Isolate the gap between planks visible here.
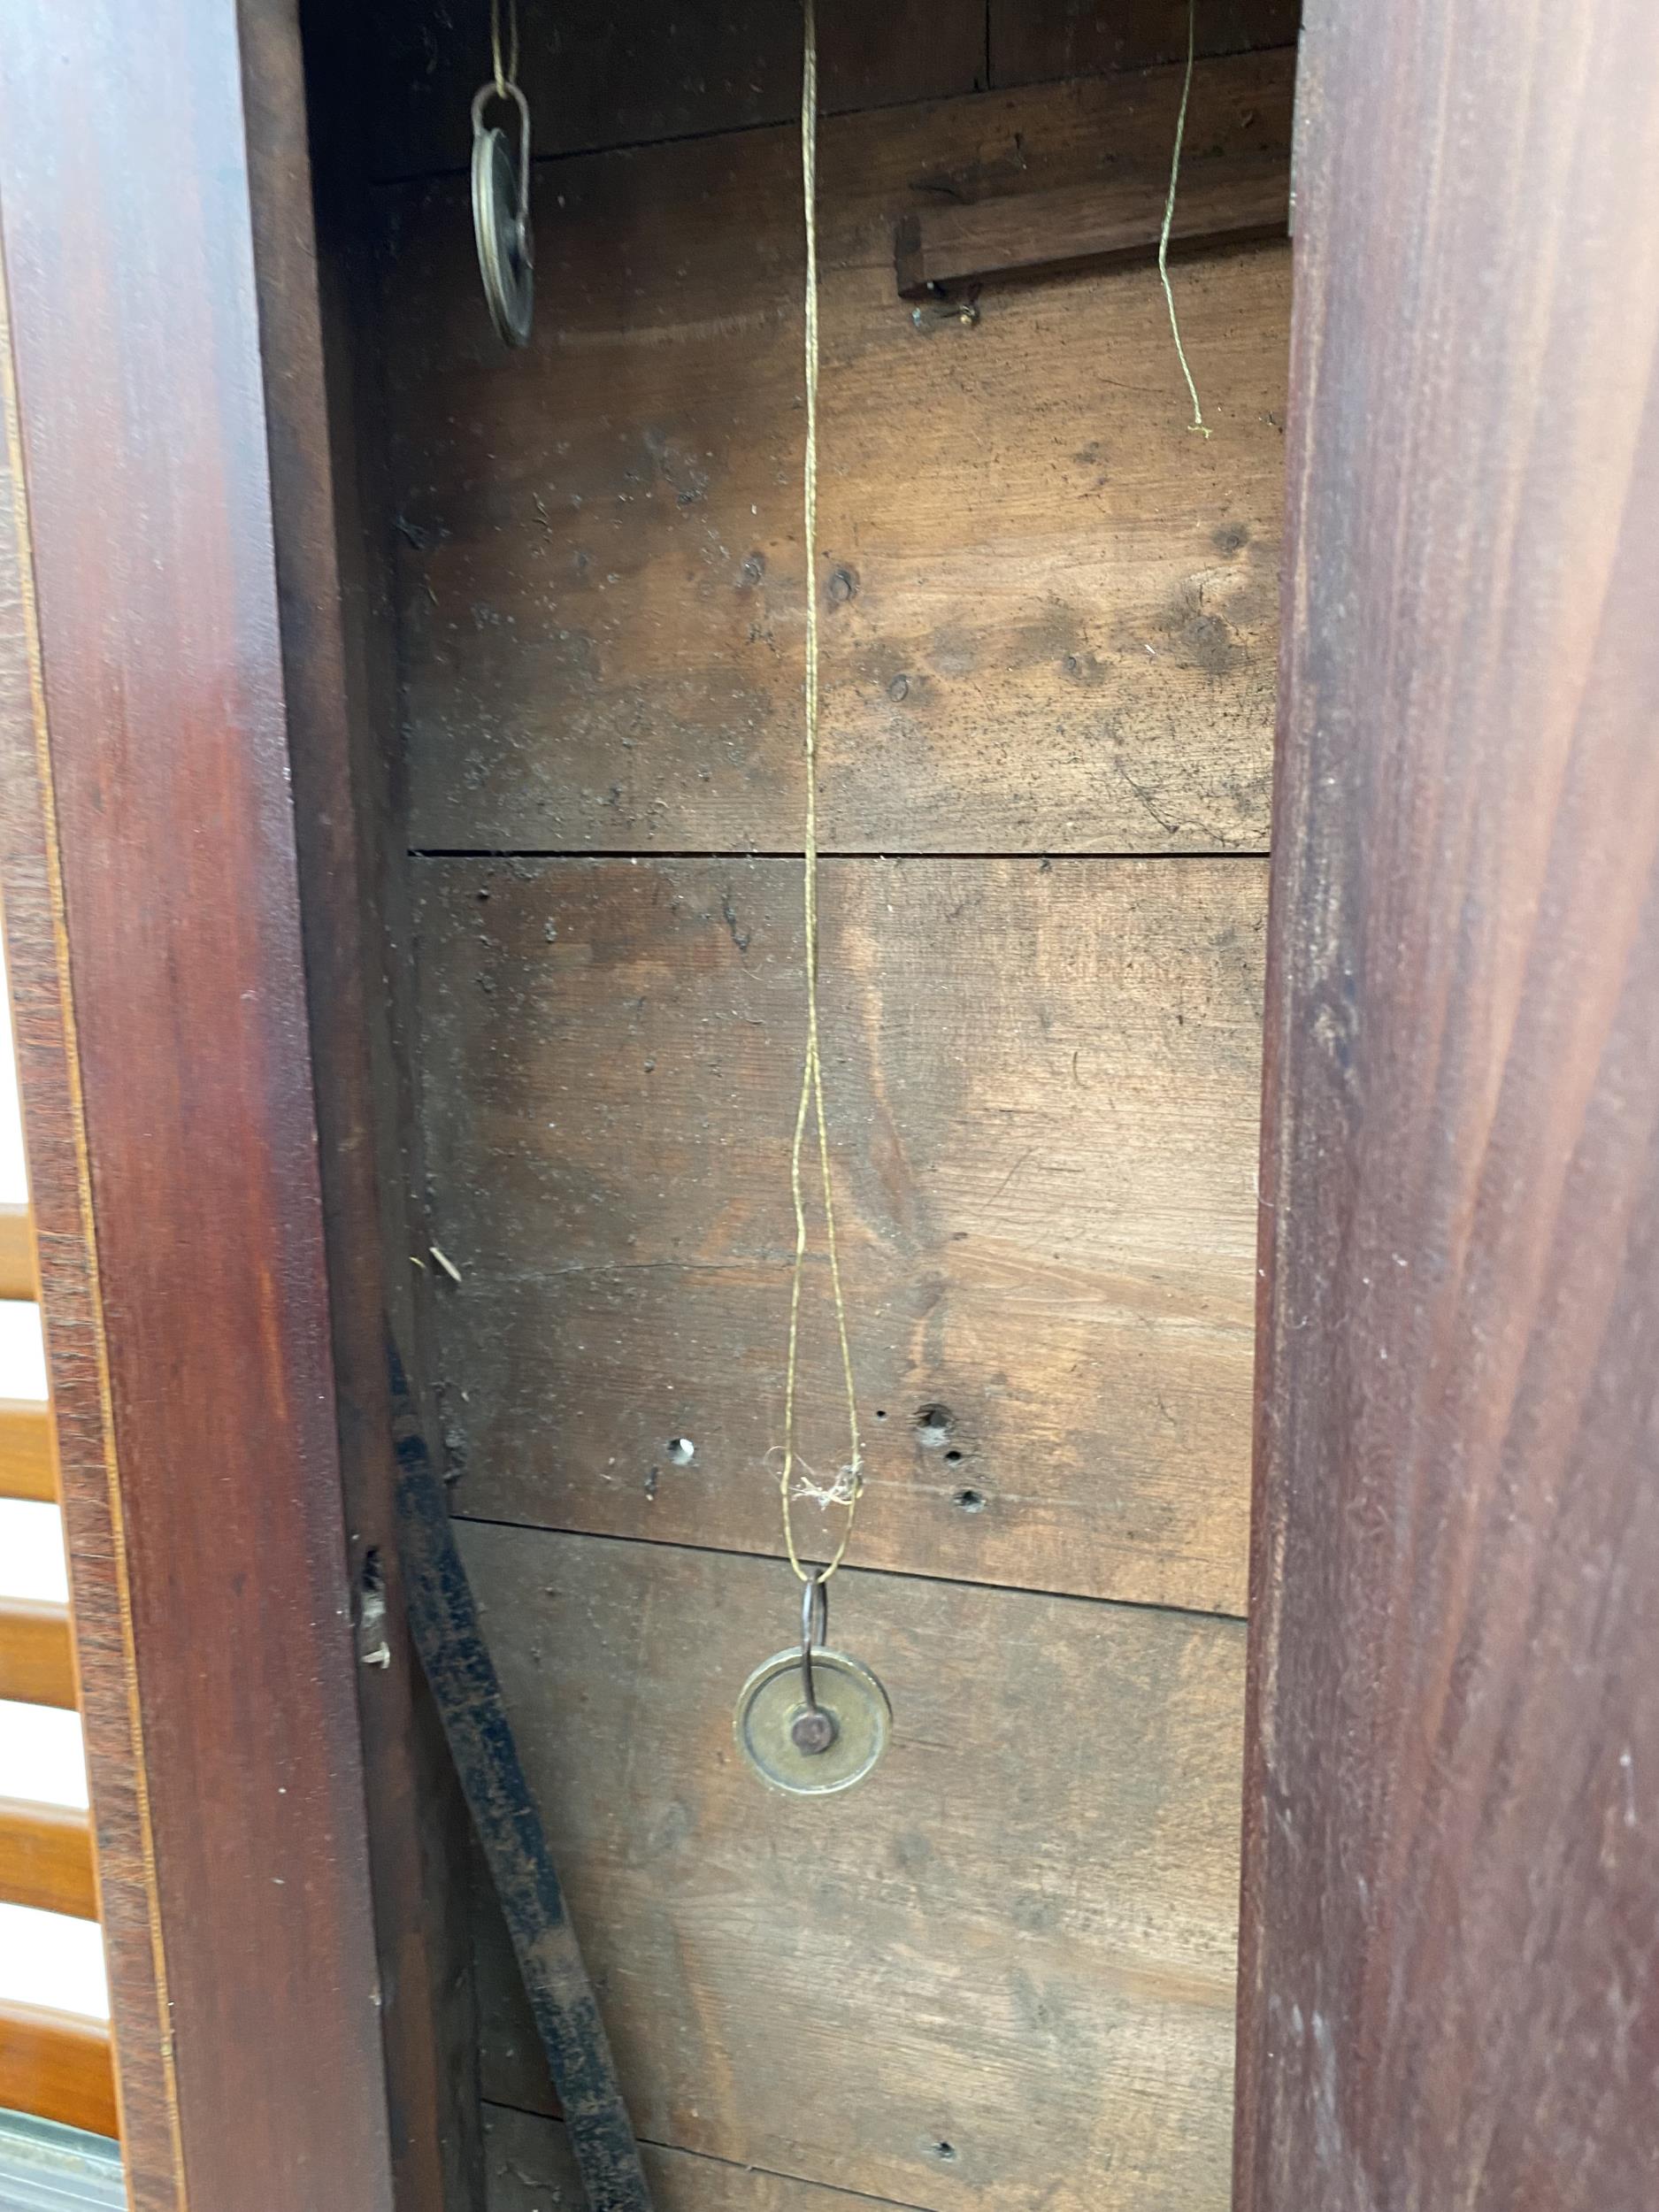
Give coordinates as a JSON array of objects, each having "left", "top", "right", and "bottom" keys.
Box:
[
  {"left": 450, "top": 1509, "right": 1249, "bottom": 1627},
  {"left": 408, "top": 848, "right": 1272, "bottom": 863}
]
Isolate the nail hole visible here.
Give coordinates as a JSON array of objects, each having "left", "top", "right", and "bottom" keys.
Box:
[
  {"left": 944, "top": 1448, "right": 963, "bottom": 1463},
  {"left": 875, "top": 1409, "right": 887, "bottom": 1420},
  {"left": 915, "top": 1404, "right": 953, "bottom": 1448},
  {"left": 666, "top": 1437, "right": 695, "bottom": 1465},
  {"left": 955, "top": 1489, "right": 986, "bottom": 1514},
  {"left": 933, "top": 2141, "right": 956, "bottom": 2162}
]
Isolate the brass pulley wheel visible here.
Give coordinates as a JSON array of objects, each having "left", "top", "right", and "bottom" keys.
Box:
[
  {"left": 472, "top": 81, "right": 534, "bottom": 347},
  {"left": 734, "top": 1647, "right": 892, "bottom": 1796},
  {"left": 734, "top": 1577, "right": 891, "bottom": 1797}
]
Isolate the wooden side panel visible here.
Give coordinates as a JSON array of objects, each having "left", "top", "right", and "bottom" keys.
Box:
[
  {"left": 0, "top": 4, "right": 397, "bottom": 2204},
  {"left": 419, "top": 856, "right": 1263, "bottom": 1614},
  {"left": 1239, "top": 4, "right": 1659, "bottom": 2208},
  {"left": 366, "top": 0, "right": 988, "bottom": 180},
  {"left": 0, "top": 304, "right": 180, "bottom": 2198},
  {"left": 384, "top": 58, "right": 1292, "bottom": 856},
  {"left": 991, "top": 0, "right": 1299, "bottom": 87},
  {"left": 465, "top": 1526, "right": 1244, "bottom": 2212}
]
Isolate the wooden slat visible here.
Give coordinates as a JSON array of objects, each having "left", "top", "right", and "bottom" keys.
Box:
[
  {"left": 0, "top": 1794, "right": 96, "bottom": 1918},
  {"left": 1238, "top": 5, "right": 1659, "bottom": 2208},
  {"left": 469, "top": 1525, "right": 1244, "bottom": 2212},
  {"left": 0, "top": 1596, "right": 75, "bottom": 1709},
  {"left": 0, "top": 1398, "right": 54, "bottom": 1502},
  {"left": 895, "top": 151, "right": 1290, "bottom": 296},
  {"left": 0, "top": 2000, "right": 117, "bottom": 2140},
  {"left": 0, "top": 1203, "right": 35, "bottom": 1300},
  {"left": 386, "top": 52, "right": 1292, "bottom": 857},
  {"left": 418, "top": 856, "right": 1263, "bottom": 1617}
]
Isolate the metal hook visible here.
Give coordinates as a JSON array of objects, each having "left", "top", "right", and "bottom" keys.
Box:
[{"left": 791, "top": 1572, "right": 837, "bottom": 1755}]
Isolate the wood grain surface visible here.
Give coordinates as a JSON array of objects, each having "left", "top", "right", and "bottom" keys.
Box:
[
  {"left": 418, "top": 856, "right": 1263, "bottom": 1613},
  {"left": 1239, "top": 4, "right": 1659, "bottom": 2208},
  {"left": 0, "top": 1597, "right": 75, "bottom": 1709},
  {"left": 0, "top": 1205, "right": 35, "bottom": 1299},
  {"left": 0, "top": 1795, "right": 97, "bottom": 1919},
  {"left": 483, "top": 2102, "right": 941, "bottom": 2212},
  {"left": 384, "top": 57, "right": 1291, "bottom": 856},
  {"left": 465, "top": 1525, "right": 1244, "bottom": 2212},
  {"left": 0, "top": 271, "right": 180, "bottom": 2206},
  {"left": 0, "top": 2002, "right": 118, "bottom": 2143},
  {"left": 0, "top": 4, "right": 399, "bottom": 2204},
  {"left": 0, "top": 1399, "right": 53, "bottom": 1502}
]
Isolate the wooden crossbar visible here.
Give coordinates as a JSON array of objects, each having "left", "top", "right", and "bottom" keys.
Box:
[
  {"left": 0, "top": 1596, "right": 76, "bottom": 1709},
  {"left": 0, "top": 1398, "right": 54, "bottom": 1502},
  {"left": 0, "top": 1204, "right": 35, "bottom": 1302},
  {"left": 0, "top": 2000, "right": 117, "bottom": 2139},
  {"left": 0, "top": 1795, "right": 96, "bottom": 1918}
]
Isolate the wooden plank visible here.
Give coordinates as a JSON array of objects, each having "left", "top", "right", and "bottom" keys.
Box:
[
  {"left": 466, "top": 1525, "right": 1244, "bottom": 2212},
  {"left": 419, "top": 856, "right": 1263, "bottom": 1616},
  {"left": 895, "top": 153, "right": 1290, "bottom": 296},
  {"left": 0, "top": 1597, "right": 74, "bottom": 1709},
  {"left": 483, "top": 2101, "right": 931, "bottom": 2211},
  {"left": 0, "top": 1203, "right": 35, "bottom": 1299},
  {"left": 990, "top": 0, "right": 1299, "bottom": 86},
  {"left": 365, "top": 0, "right": 988, "bottom": 181},
  {"left": 0, "top": 1398, "right": 53, "bottom": 1502},
  {"left": 1238, "top": 5, "right": 1659, "bottom": 2209},
  {"left": 0, "top": 2001, "right": 118, "bottom": 2142},
  {"left": 0, "top": 4, "right": 401, "bottom": 2206},
  {"left": 385, "top": 54, "right": 1293, "bottom": 856},
  {"left": 0, "top": 1795, "right": 96, "bottom": 1918}
]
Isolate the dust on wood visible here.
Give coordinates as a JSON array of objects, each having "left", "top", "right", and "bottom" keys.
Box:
[
  {"left": 465, "top": 1527, "right": 1244, "bottom": 2212},
  {"left": 380, "top": 55, "right": 1292, "bottom": 856},
  {"left": 416, "top": 856, "right": 1264, "bottom": 1616}
]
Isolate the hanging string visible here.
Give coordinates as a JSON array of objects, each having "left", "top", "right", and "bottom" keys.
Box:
[
  {"left": 1158, "top": 0, "right": 1211, "bottom": 438},
  {"left": 777, "top": 0, "right": 864, "bottom": 1586},
  {"left": 490, "top": 0, "right": 520, "bottom": 95}
]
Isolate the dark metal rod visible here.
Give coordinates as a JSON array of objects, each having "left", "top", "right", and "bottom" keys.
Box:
[{"left": 387, "top": 1340, "right": 654, "bottom": 2212}]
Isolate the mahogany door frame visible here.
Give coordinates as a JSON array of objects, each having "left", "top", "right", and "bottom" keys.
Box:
[
  {"left": 0, "top": 4, "right": 465, "bottom": 2208},
  {"left": 1239, "top": 3, "right": 1659, "bottom": 2205}
]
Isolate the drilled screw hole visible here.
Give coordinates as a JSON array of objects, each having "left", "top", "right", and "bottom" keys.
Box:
[
  {"left": 944, "top": 1448, "right": 963, "bottom": 1463},
  {"left": 955, "top": 1489, "right": 986, "bottom": 1514},
  {"left": 666, "top": 1437, "right": 695, "bottom": 1465},
  {"left": 933, "top": 2142, "right": 957, "bottom": 2162},
  {"left": 915, "top": 1404, "right": 953, "bottom": 1448}
]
